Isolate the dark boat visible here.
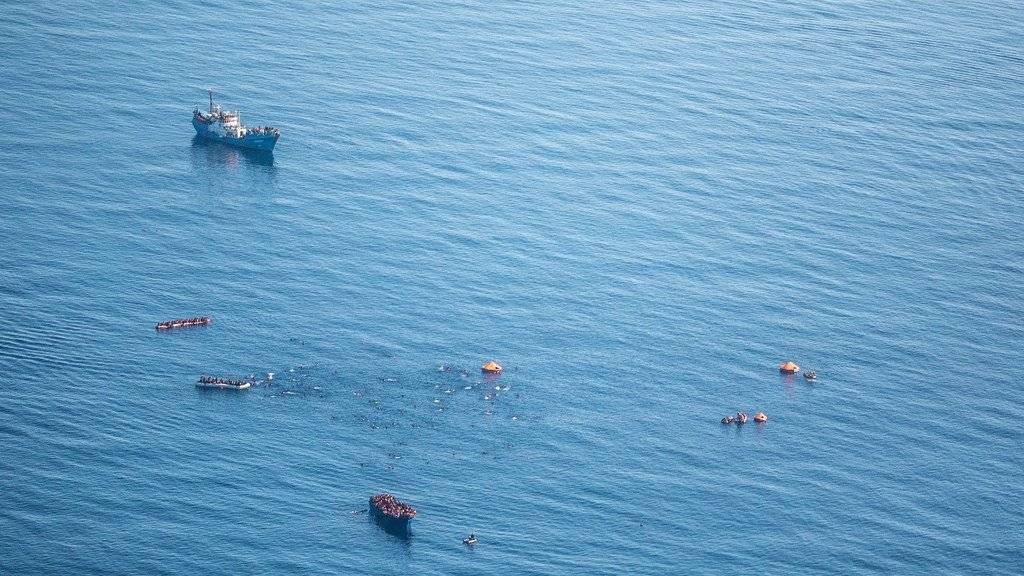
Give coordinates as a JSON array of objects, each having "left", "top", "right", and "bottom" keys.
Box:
[
  {"left": 369, "top": 493, "right": 416, "bottom": 534},
  {"left": 196, "top": 375, "right": 251, "bottom": 390},
  {"left": 156, "top": 316, "right": 211, "bottom": 330}
]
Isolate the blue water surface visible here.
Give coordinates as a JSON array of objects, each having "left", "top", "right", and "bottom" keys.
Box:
[{"left": 1, "top": 1, "right": 1022, "bottom": 574}]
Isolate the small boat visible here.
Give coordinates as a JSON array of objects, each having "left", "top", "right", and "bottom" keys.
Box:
[
  {"left": 463, "top": 535, "right": 477, "bottom": 546},
  {"left": 196, "top": 375, "right": 251, "bottom": 390},
  {"left": 753, "top": 411, "right": 767, "bottom": 423},
  {"left": 779, "top": 361, "right": 800, "bottom": 374},
  {"left": 156, "top": 316, "right": 211, "bottom": 330},
  {"left": 481, "top": 360, "right": 502, "bottom": 374},
  {"left": 803, "top": 370, "right": 817, "bottom": 380},
  {"left": 369, "top": 493, "right": 416, "bottom": 534}
]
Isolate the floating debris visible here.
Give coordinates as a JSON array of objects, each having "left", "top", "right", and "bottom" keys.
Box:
[
  {"left": 803, "top": 370, "right": 817, "bottom": 380},
  {"left": 779, "top": 361, "right": 800, "bottom": 374},
  {"left": 481, "top": 360, "right": 502, "bottom": 374},
  {"left": 753, "top": 411, "right": 767, "bottom": 423},
  {"left": 155, "top": 316, "right": 211, "bottom": 330},
  {"left": 463, "top": 533, "right": 477, "bottom": 546},
  {"left": 721, "top": 415, "right": 734, "bottom": 424},
  {"left": 735, "top": 412, "right": 749, "bottom": 424}
]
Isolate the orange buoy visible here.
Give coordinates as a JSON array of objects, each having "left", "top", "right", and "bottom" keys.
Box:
[
  {"left": 779, "top": 361, "right": 799, "bottom": 374},
  {"left": 753, "top": 411, "right": 767, "bottom": 423},
  {"left": 481, "top": 360, "right": 502, "bottom": 374}
]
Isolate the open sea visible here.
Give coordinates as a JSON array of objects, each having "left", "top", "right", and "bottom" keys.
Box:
[{"left": 1, "top": 1, "right": 1022, "bottom": 574}]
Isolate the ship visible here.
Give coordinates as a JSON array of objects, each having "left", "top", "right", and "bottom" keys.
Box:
[
  {"left": 192, "top": 90, "right": 280, "bottom": 151},
  {"left": 369, "top": 493, "right": 416, "bottom": 534}
]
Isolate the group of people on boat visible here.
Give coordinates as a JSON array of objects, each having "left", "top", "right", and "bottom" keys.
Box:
[
  {"left": 370, "top": 493, "right": 417, "bottom": 518},
  {"left": 155, "top": 316, "right": 210, "bottom": 330},
  {"left": 246, "top": 125, "right": 279, "bottom": 136},
  {"left": 197, "top": 375, "right": 248, "bottom": 387},
  {"left": 721, "top": 411, "right": 767, "bottom": 424}
]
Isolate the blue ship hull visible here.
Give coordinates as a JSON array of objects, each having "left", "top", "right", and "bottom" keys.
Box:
[
  {"left": 369, "top": 503, "right": 412, "bottom": 535},
  {"left": 192, "top": 119, "right": 279, "bottom": 151}
]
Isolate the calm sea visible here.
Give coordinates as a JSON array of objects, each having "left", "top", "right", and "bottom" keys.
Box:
[{"left": 1, "top": 1, "right": 1022, "bottom": 574}]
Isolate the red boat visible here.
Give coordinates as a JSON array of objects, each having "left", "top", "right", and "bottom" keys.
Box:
[
  {"left": 155, "top": 316, "right": 211, "bottom": 330},
  {"left": 369, "top": 493, "right": 416, "bottom": 533}
]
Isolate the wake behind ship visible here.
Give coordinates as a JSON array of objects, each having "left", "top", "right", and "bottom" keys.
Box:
[{"left": 192, "top": 90, "right": 279, "bottom": 151}]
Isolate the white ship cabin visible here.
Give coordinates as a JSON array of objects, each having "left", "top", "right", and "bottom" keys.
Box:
[
  {"left": 219, "top": 111, "right": 246, "bottom": 137},
  {"left": 205, "top": 101, "right": 247, "bottom": 138}
]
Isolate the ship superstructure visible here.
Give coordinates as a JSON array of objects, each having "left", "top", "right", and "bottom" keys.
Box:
[{"left": 192, "top": 90, "right": 279, "bottom": 151}]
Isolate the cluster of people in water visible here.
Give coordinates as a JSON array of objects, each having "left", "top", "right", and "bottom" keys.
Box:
[
  {"left": 155, "top": 316, "right": 210, "bottom": 330},
  {"left": 721, "top": 411, "right": 767, "bottom": 425},
  {"left": 719, "top": 361, "right": 818, "bottom": 426},
  {"left": 197, "top": 375, "right": 249, "bottom": 387},
  {"left": 370, "top": 493, "right": 417, "bottom": 519}
]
